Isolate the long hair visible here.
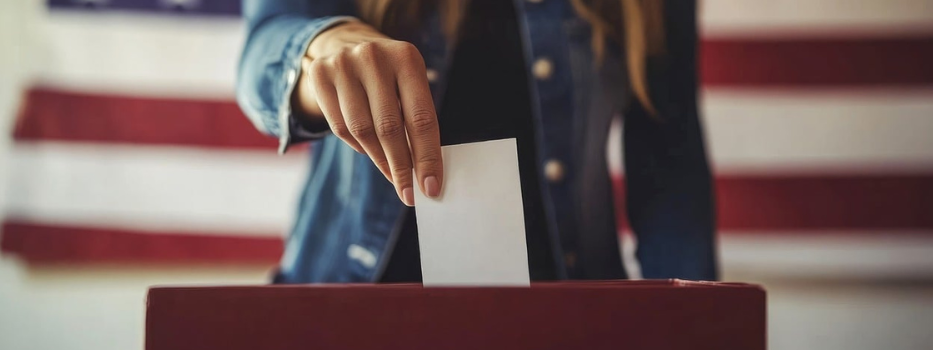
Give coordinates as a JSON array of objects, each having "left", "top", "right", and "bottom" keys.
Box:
[{"left": 355, "top": 0, "right": 666, "bottom": 114}]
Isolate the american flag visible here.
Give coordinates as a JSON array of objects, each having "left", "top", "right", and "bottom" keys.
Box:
[{"left": 2, "top": 0, "right": 932, "bottom": 280}]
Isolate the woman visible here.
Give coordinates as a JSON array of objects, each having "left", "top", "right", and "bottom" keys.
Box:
[{"left": 237, "top": 0, "right": 717, "bottom": 283}]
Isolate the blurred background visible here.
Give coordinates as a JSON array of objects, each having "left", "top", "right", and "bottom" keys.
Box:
[{"left": 1, "top": 0, "right": 932, "bottom": 349}]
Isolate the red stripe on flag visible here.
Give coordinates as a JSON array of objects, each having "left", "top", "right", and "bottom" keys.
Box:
[
  {"left": 701, "top": 37, "right": 933, "bottom": 86},
  {"left": 13, "top": 88, "right": 277, "bottom": 149},
  {"left": 716, "top": 175, "right": 933, "bottom": 230},
  {"left": 613, "top": 175, "right": 933, "bottom": 231},
  {"left": 0, "top": 221, "right": 283, "bottom": 264}
]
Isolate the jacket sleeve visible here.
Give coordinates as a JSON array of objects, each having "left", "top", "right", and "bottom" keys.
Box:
[
  {"left": 236, "top": 0, "right": 358, "bottom": 154},
  {"left": 623, "top": 0, "right": 718, "bottom": 280}
]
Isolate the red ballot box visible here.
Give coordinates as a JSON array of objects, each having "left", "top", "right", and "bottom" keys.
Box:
[{"left": 146, "top": 280, "right": 765, "bottom": 350}]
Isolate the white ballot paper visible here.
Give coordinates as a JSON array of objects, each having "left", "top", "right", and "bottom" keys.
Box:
[{"left": 413, "top": 138, "right": 530, "bottom": 286}]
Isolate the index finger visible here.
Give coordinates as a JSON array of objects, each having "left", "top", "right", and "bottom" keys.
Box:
[{"left": 395, "top": 49, "right": 443, "bottom": 199}]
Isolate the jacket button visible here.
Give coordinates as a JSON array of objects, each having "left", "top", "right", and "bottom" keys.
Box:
[
  {"left": 286, "top": 69, "right": 298, "bottom": 84},
  {"left": 544, "top": 159, "right": 564, "bottom": 183},
  {"left": 532, "top": 58, "right": 553, "bottom": 80},
  {"left": 426, "top": 68, "right": 439, "bottom": 83},
  {"left": 564, "top": 252, "right": 576, "bottom": 268}
]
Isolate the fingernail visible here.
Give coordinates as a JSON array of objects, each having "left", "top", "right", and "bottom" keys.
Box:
[
  {"left": 424, "top": 176, "right": 440, "bottom": 198},
  {"left": 401, "top": 187, "right": 414, "bottom": 207}
]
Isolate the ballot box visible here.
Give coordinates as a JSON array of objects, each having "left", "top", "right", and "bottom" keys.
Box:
[{"left": 146, "top": 280, "right": 765, "bottom": 350}]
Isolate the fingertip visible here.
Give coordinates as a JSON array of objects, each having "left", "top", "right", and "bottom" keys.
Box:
[
  {"left": 423, "top": 175, "right": 440, "bottom": 198},
  {"left": 401, "top": 187, "right": 414, "bottom": 207}
]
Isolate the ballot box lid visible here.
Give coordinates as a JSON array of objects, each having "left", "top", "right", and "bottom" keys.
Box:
[{"left": 146, "top": 279, "right": 765, "bottom": 350}]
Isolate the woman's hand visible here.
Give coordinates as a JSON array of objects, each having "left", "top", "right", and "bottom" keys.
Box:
[{"left": 295, "top": 21, "right": 443, "bottom": 207}]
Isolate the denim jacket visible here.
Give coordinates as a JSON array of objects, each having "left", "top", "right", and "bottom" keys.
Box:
[{"left": 237, "top": 0, "right": 717, "bottom": 283}]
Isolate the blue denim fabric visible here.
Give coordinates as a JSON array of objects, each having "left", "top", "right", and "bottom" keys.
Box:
[{"left": 237, "top": 0, "right": 717, "bottom": 283}]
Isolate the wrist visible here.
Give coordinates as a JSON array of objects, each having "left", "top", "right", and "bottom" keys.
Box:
[{"left": 292, "top": 58, "right": 326, "bottom": 121}]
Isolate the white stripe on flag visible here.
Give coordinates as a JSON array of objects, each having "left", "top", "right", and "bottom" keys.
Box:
[
  {"left": 719, "top": 232, "right": 933, "bottom": 280},
  {"left": 38, "top": 11, "right": 242, "bottom": 98},
  {"left": 704, "top": 89, "right": 933, "bottom": 174},
  {"left": 4, "top": 142, "right": 305, "bottom": 236},
  {"left": 608, "top": 89, "right": 933, "bottom": 175},
  {"left": 702, "top": 0, "right": 933, "bottom": 38}
]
